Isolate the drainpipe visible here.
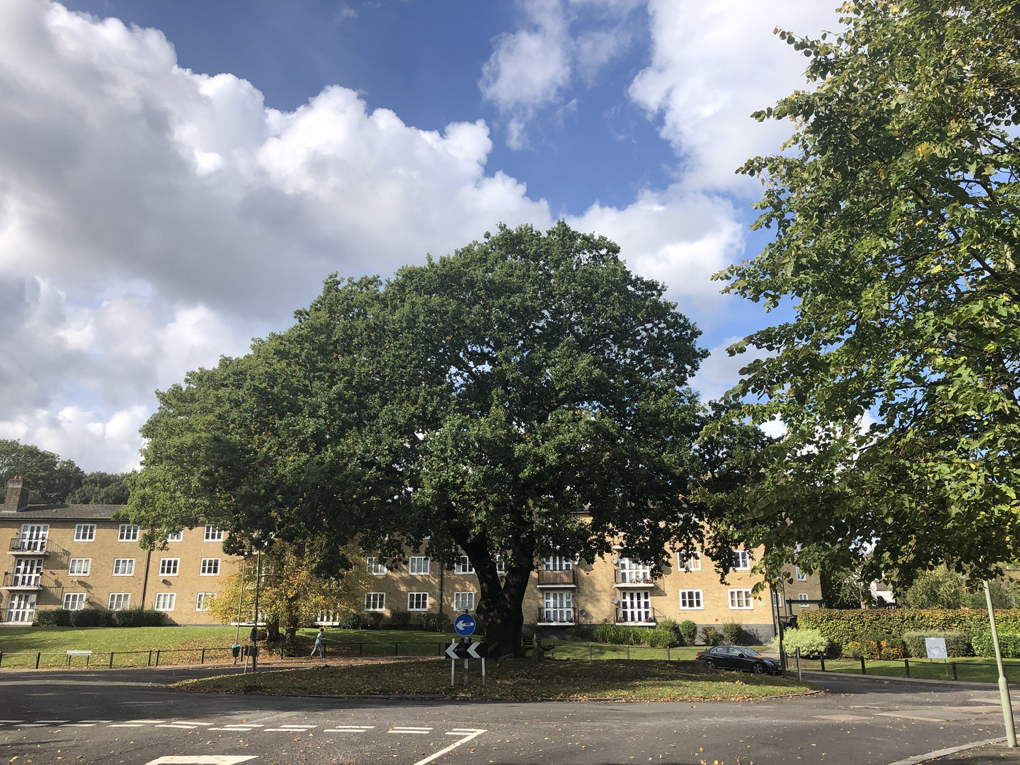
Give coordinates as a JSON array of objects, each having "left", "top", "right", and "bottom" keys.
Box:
[
  {"left": 439, "top": 567, "right": 444, "bottom": 617},
  {"left": 140, "top": 549, "right": 152, "bottom": 608}
]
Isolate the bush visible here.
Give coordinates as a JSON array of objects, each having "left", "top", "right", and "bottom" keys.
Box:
[
  {"left": 902, "top": 631, "right": 972, "bottom": 658},
  {"left": 774, "top": 628, "right": 833, "bottom": 657},
  {"left": 114, "top": 608, "right": 166, "bottom": 628},
  {"left": 363, "top": 612, "right": 384, "bottom": 629},
  {"left": 646, "top": 623, "right": 680, "bottom": 648},
  {"left": 389, "top": 609, "right": 413, "bottom": 629},
  {"left": 593, "top": 624, "right": 637, "bottom": 645},
  {"left": 844, "top": 632, "right": 906, "bottom": 660},
  {"left": 678, "top": 620, "right": 698, "bottom": 646},
  {"left": 69, "top": 608, "right": 114, "bottom": 628},
  {"left": 972, "top": 632, "right": 1020, "bottom": 659},
  {"left": 721, "top": 622, "right": 745, "bottom": 645},
  {"left": 419, "top": 612, "right": 451, "bottom": 633},
  {"left": 800, "top": 608, "right": 1020, "bottom": 647},
  {"left": 36, "top": 609, "right": 72, "bottom": 627},
  {"left": 701, "top": 626, "right": 723, "bottom": 646},
  {"left": 337, "top": 613, "right": 364, "bottom": 630}
]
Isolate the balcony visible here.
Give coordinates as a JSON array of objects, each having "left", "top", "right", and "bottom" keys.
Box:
[
  {"left": 614, "top": 569, "right": 657, "bottom": 588},
  {"left": 614, "top": 606, "right": 661, "bottom": 626},
  {"left": 537, "top": 607, "right": 576, "bottom": 626},
  {"left": 8, "top": 538, "right": 49, "bottom": 555},
  {"left": 3, "top": 572, "right": 43, "bottom": 590},
  {"left": 537, "top": 569, "right": 576, "bottom": 588}
]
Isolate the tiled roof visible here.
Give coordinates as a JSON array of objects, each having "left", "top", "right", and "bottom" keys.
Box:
[{"left": 0, "top": 504, "right": 125, "bottom": 521}]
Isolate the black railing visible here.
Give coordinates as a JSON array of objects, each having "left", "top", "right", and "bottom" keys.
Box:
[
  {"left": 537, "top": 569, "right": 576, "bottom": 586},
  {"left": 537, "top": 606, "right": 576, "bottom": 624},
  {"left": 3, "top": 572, "right": 42, "bottom": 588},
  {"left": 614, "top": 569, "right": 657, "bottom": 585},
  {"left": 614, "top": 606, "right": 660, "bottom": 624},
  {"left": 8, "top": 538, "right": 47, "bottom": 554}
]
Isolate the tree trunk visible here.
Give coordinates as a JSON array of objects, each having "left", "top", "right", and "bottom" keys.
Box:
[{"left": 267, "top": 618, "right": 281, "bottom": 642}]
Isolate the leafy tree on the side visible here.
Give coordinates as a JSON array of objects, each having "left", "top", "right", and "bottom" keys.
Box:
[
  {"left": 708, "top": 0, "right": 1020, "bottom": 587},
  {"left": 128, "top": 221, "right": 716, "bottom": 657},
  {"left": 66, "top": 472, "right": 132, "bottom": 505},
  {"left": 0, "top": 439, "right": 85, "bottom": 504}
]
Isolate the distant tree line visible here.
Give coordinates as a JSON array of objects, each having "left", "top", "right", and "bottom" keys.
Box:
[{"left": 0, "top": 439, "right": 131, "bottom": 505}]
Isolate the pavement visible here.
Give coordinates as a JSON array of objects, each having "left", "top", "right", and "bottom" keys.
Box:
[{"left": 0, "top": 663, "right": 1017, "bottom": 765}]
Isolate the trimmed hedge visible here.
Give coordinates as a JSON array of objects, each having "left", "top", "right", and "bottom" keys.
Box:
[
  {"left": 902, "top": 631, "right": 971, "bottom": 658},
  {"left": 972, "top": 632, "right": 1020, "bottom": 659},
  {"left": 114, "top": 608, "right": 167, "bottom": 628},
  {"left": 678, "top": 620, "right": 698, "bottom": 645},
  {"left": 591, "top": 623, "right": 679, "bottom": 647},
  {"left": 69, "top": 608, "right": 115, "bottom": 628},
  {"left": 844, "top": 633, "right": 906, "bottom": 660},
  {"left": 799, "top": 608, "right": 1020, "bottom": 646},
  {"left": 774, "top": 628, "right": 833, "bottom": 657}
]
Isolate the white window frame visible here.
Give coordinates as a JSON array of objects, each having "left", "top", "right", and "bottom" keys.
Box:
[
  {"left": 732, "top": 550, "right": 751, "bottom": 570},
  {"left": 543, "top": 556, "right": 573, "bottom": 571},
  {"left": 677, "top": 551, "right": 701, "bottom": 572},
  {"left": 618, "top": 558, "right": 651, "bottom": 583},
  {"left": 167, "top": 531, "right": 183, "bottom": 542},
  {"left": 112, "top": 558, "right": 135, "bottom": 576},
  {"left": 108, "top": 593, "right": 131, "bottom": 611},
  {"left": 495, "top": 555, "right": 507, "bottom": 574},
  {"left": 364, "top": 592, "right": 386, "bottom": 611},
  {"left": 453, "top": 591, "right": 475, "bottom": 612},
  {"left": 63, "top": 592, "right": 87, "bottom": 611},
  {"left": 798, "top": 593, "right": 810, "bottom": 607},
  {"left": 195, "top": 593, "right": 214, "bottom": 611},
  {"left": 67, "top": 558, "right": 91, "bottom": 576},
  {"left": 542, "top": 590, "right": 573, "bottom": 623},
  {"left": 73, "top": 524, "right": 96, "bottom": 542},
  {"left": 408, "top": 556, "right": 430, "bottom": 575},
  {"left": 796, "top": 566, "right": 807, "bottom": 581},
  {"left": 366, "top": 557, "right": 387, "bottom": 575},
  {"left": 728, "top": 589, "right": 754, "bottom": 610},
  {"left": 118, "top": 524, "right": 139, "bottom": 542},
  {"left": 453, "top": 556, "right": 474, "bottom": 574},
  {"left": 200, "top": 558, "right": 220, "bottom": 576},
  {"left": 679, "top": 589, "right": 704, "bottom": 610},
  {"left": 154, "top": 593, "right": 176, "bottom": 612},
  {"left": 407, "top": 592, "right": 429, "bottom": 611},
  {"left": 159, "top": 558, "right": 180, "bottom": 576},
  {"left": 203, "top": 525, "right": 224, "bottom": 542},
  {"left": 618, "top": 590, "right": 652, "bottom": 623}
]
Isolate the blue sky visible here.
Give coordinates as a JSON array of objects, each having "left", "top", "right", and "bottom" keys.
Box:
[{"left": 0, "top": 0, "right": 839, "bottom": 471}]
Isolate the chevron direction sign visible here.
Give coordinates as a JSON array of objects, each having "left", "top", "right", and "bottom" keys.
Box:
[{"left": 445, "top": 642, "right": 488, "bottom": 660}]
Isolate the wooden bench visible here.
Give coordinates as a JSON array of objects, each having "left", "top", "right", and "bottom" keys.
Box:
[{"left": 523, "top": 636, "right": 555, "bottom": 657}]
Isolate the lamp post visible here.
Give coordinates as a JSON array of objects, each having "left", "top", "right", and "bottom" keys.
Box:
[
  {"left": 984, "top": 580, "right": 1016, "bottom": 747},
  {"left": 234, "top": 558, "right": 245, "bottom": 647},
  {"left": 250, "top": 546, "right": 262, "bottom": 672}
]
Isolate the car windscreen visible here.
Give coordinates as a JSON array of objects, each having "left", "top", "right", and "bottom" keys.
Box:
[{"left": 742, "top": 648, "right": 763, "bottom": 657}]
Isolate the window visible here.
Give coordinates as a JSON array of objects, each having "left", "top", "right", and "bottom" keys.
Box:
[
  {"left": 453, "top": 591, "right": 475, "bottom": 612},
  {"left": 798, "top": 593, "right": 810, "bottom": 607},
  {"left": 67, "top": 558, "right": 91, "bottom": 576},
  {"left": 732, "top": 550, "right": 750, "bottom": 570},
  {"left": 796, "top": 566, "right": 807, "bottom": 581},
  {"left": 154, "top": 593, "right": 176, "bottom": 612},
  {"left": 113, "top": 558, "right": 135, "bottom": 576},
  {"left": 118, "top": 524, "right": 139, "bottom": 542},
  {"left": 203, "top": 525, "right": 224, "bottom": 542},
  {"left": 728, "top": 589, "right": 753, "bottom": 609},
  {"left": 617, "top": 558, "right": 651, "bottom": 584},
  {"left": 408, "top": 556, "right": 430, "bottom": 575},
  {"left": 618, "top": 590, "right": 651, "bottom": 622},
  {"left": 677, "top": 551, "right": 701, "bottom": 572},
  {"left": 495, "top": 555, "right": 507, "bottom": 574},
  {"left": 63, "top": 593, "right": 87, "bottom": 611},
  {"left": 73, "top": 524, "right": 96, "bottom": 542},
  {"left": 543, "top": 556, "right": 572, "bottom": 571},
  {"left": 17, "top": 524, "right": 48, "bottom": 553},
  {"left": 5, "top": 593, "right": 36, "bottom": 623},
  {"left": 364, "top": 592, "right": 386, "bottom": 611},
  {"left": 200, "top": 558, "right": 220, "bottom": 576},
  {"left": 453, "top": 556, "right": 474, "bottom": 574},
  {"left": 159, "top": 558, "right": 179, "bottom": 576},
  {"left": 108, "top": 593, "right": 131, "bottom": 611},
  {"left": 407, "top": 592, "right": 429, "bottom": 611},
  {"left": 167, "top": 531, "right": 183, "bottom": 542},
  {"left": 679, "top": 589, "right": 704, "bottom": 610},
  {"left": 366, "top": 557, "right": 387, "bottom": 575},
  {"left": 542, "top": 591, "right": 573, "bottom": 623},
  {"left": 195, "top": 593, "right": 214, "bottom": 611},
  {"left": 11, "top": 558, "right": 43, "bottom": 586}
]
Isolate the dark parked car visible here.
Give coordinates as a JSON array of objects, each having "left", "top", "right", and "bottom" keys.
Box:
[{"left": 695, "top": 645, "right": 781, "bottom": 675}]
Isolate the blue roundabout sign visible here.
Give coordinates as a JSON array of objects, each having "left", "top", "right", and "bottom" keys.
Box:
[{"left": 453, "top": 613, "right": 476, "bottom": 637}]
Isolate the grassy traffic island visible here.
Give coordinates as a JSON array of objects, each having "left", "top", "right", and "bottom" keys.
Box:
[{"left": 174, "top": 658, "right": 815, "bottom": 702}]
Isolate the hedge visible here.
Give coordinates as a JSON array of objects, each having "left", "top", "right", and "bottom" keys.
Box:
[
  {"left": 774, "top": 628, "right": 833, "bottom": 657},
  {"left": 902, "top": 631, "right": 971, "bottom": 658},
  {"left": 592, "top": 623, "right": 679, "bottom": 647},
  {"left": 972, "top": 632, "right": 1020, "bottom": 659},
  {"left": 799, "top": 609, "right": 1020, "bottom": 646}
]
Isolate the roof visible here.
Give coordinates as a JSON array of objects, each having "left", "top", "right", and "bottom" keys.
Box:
[{"left": 0, "top": 504, "right": 125, "bottom": 521}]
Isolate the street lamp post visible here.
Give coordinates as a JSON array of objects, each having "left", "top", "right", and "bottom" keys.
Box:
[{"left": 984, "top": 580, "right": 1016, "bottom": 747}]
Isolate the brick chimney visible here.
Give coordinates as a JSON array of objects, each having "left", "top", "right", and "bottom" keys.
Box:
[{"left": 4, "top": 477, "right": 30, "bottom": 513}]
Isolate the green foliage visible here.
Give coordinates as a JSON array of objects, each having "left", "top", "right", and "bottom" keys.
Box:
[
  {"left": 389, "top": 610, "right": 413, "bottom": 629},
  {"left": 845, "top": 634, "right": 906, "bottom": 660},
  {"left": 972, "top": 632, "right": 1020, "bottom": 659},
  {"left": 900, "top": 566, "right": 964, "bottom": 609},
  {"left": 800, "top": 608, "right": 1020, "bottom": 647},
  {"left": 114, "top": 608, "right": 167, "bottom": 628},
  {"left": 0, "top": 439, "right": 85, "bottom": 504},
  {"left": 419, "top": 612, "right": 451, "bottom": 633},
  {"left": 774, "top": 628, "right": 832, "bottom": 658},
  {"left": 65, "top": 472, "right": 131, "bottom": 505},
  {"left": 964, "top": 579, "right": 1020, "bottom": 610},
  {"left": 69, "top": 608, "right": 115, "bottom": 628},
  {"left": 678, "top": 620, "right": 698, "bottom": 646},
  {"left": 700, "top": 626, "right": 723, "bottom": 646},
  {"left": 720, "top": 622, "right": 745, "bottom": 645},
  {"left": 35, "top": 609, "right": 71, "bottom": 627},
  {"left": 363, "top": 612, "right": 384, "bottom": 629},
  {"left": 337, "top": 613, "right": 363, "bottom": 630},
  {"left": 708, "top": 0, "right": 1020, "bottom": 587},
  {"left": 902, "top": 631, "right": 972, "bottom": 658},
  {"left": 591, "top": 624, "right": 677, "bottom": 647}
]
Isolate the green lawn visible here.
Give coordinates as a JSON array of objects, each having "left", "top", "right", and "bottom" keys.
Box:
[
  {"left": 792, "top": 655, "right": 1020, "bottom": 684},
  {"left": 176, "top": 658, "right": 814, "bottom": 701}
]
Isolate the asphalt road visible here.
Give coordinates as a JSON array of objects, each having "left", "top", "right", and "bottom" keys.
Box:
[{"left": 0, "top": 665, "right": 1015, "bottom": 765}]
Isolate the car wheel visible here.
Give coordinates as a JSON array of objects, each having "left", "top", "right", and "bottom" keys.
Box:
[
  {"left": 705, "top": 659, "right": 716, "bottom": 670},
  {"left": 752, "top": 662, "right": 765, "bottom": 674}
]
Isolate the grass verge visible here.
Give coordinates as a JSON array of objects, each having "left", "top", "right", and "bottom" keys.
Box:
[
  {"left": 175, "top": 658, "right": 814, "bottom": 702},
  {"left": 807, "top": 656, "right": 1020, "bottom": 684}
]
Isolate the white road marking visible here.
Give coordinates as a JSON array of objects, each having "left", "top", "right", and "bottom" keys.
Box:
[
  {"left": 145, "top": 757, "right": 257, "bottom": 764},
  {"left": 410, "top": 728, "right": 486, "bottom": 765},
  {"left": 109, "top": 723, "right": 147, "bottom": 727},
  {"left": 158, "top": 724, "right": 200, "bottom": 729},
  {"left": 390, "top": 727, "right": 433, "bottom": 734},
  {"left": 324, "top": 726, "right": 373, "bottom": 733},
  {"left": 60, "top": 723, "right": 96, "bottom": 727},
  {"left": 37, "top": 720, "right": 68, "bottom": 723},
  {"left": 0, "top": 720, "right": 23, "bottom": 723},
  {"left": 18, "top": 724, "right": 46, "bottom": 727},
  {"left": 131, "top": 719, "right": 167, "bottom": 723}
]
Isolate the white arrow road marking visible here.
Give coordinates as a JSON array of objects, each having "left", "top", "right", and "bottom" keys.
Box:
[
  {"left": 390, "top": 727, "right": 432, "bottom": 734},
  {"left": 145, "top": 757, "right": 258, "bottom": 764},
  {"left": 410, "top": 729, "right": 486, "bottom": 765}
]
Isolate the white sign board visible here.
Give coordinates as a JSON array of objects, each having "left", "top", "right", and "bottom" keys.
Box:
[{"left": 925, "top": 637, "right": 948, "bottom": 660}]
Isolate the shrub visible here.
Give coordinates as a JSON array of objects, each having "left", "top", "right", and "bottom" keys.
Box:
[
  {"left": 678, "top": 620, "right": 698, "bottom": 646},
  {"left": 701, "top": 626, "right": 723, "bottom": 646},
  {"left": 972, "top": 632, "right": 1020, "bottom": 659},
  {"left": 363, "top": 612, "right": 384, "bottom": 629},
  {"left": 114, "top": 608, "right": 166, "bottom": 628},
  {"left": 844, "top": 632, "right": 906, "bottom": 660},
  {"left": 593, "top": 625, "right": 635, "bottom": 644},
  {"left": 800, "top": 608, "right": 1020, "bottom": 647},
  {"left": 721, "top": 622, "right": 745, "bottom": 645},
  {"left": 69, "top": 608, "right": 114, "bottom": 628},
  {"left": 337, "top": 613, "right": 363, "bottom": 630},
  {"left": 419, "top": 612, "right": 451, "bottom": 633},
  {"left": 902, "top": 631, "right": 972, "bottom": 658},
  {"left": 389, "top": 609, "right": 413, "bottom": 629},
  {"left": 774, "top": 628, "right": 833, "bottom": 657},
  {"left": 36, "top": 609, "right": 72, "bottom": 627}
]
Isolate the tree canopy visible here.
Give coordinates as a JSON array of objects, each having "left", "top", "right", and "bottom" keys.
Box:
[
  {"left": 0, "top": 439, "right": 85, "bottom": 504},
  {"left": 711, "top": 0, "right": 1020, "bottom": 585},
  {"left": 128, "top": 221, "right": 721, "bottom": 656}
]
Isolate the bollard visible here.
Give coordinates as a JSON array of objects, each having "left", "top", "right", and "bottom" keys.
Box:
[
  {"left": 148, "top": 650, "right": 152, "bottom": 667},
  {"left": 952, "top": 662, "right": 958, "bottom": 681},
  {"left": 820, "top": 655, "right": 826, "bottom": 672},
  {"left": 155, "top": 650, "right": 161, "bottom": 667},
  {"left": 201, "top": 648, "right": 206, "bottom": 665},
  {"left": 109, "top": 652, "right": 114, "bottom": 669},
  {"left": 796, "top": 647, "right": 802, "bottom": 682},
  {"left": 589, "top": 644, "right": 593, "bottom": 660},
  {"left": 35, "top": 652, "right": 40, "bottom": 669},
  {"left": 359, "top": 642, "right": 363, "bottom": 656},
  {"left": 667, "top": 646, "right": 670, "bottom": 662},
  {"left": 0, "top": 651, "right": 4, "bottom": 668},
  {"left": 86, "top": 654, "right": 90, "bottom": 669},
  {"left": 627, "top": 645, "right": 630, "bottom": 660},
  {"left": 860, "top": 657, "right": 866, "bottom": 675},
  {"left": 904, "top": 659, "right": 910, "bottom": 678}
]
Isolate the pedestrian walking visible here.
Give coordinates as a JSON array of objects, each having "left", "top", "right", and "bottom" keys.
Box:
[{"left": 310, "top": 627, "right": 325, "bottom": 659}]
